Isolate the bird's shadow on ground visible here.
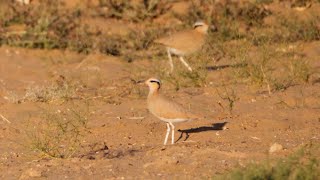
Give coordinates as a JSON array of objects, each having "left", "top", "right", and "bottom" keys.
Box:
[
  {"left": 206, "top": 63, "right": 247, "bottom": 71},
  {"left": 176, "top": 122, "right": 228, "bottom": 143}
]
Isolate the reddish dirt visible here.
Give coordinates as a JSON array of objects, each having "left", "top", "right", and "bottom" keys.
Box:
[
  {"left": 0, "top": 43, "right": 319, "bottom": 179},
  {"left": 0, "top": 0, "right": 320, "bottom": 179}
]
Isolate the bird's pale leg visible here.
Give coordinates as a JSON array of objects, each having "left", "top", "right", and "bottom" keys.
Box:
[
  {"left": 164, "top": 123, "right": 171, "bottom": 145},
  {"left": 167, "top": 48, "right": 174, "bottom": 72},
  {"left": 169, "top": 122, "right": 175, "bottom": 144},
  {"left": 179, "top": 56, "right": 193, "bottom": 72}
]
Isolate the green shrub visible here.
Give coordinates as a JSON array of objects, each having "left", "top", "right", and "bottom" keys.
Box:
[{"left": 215, "top": 144, "right": 320, "bottom": 180}]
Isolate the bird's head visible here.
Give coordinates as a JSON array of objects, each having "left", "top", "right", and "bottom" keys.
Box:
[
  {"left": 145, "top": 78, "right": 161, "bottom": 91},
  {"left": 193, "top": 21, "right": 216, "bottom": 34}
]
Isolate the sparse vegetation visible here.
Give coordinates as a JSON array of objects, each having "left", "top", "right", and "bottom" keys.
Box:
[
  {"left": 154, "top": 51, "right": 211, "bottom": 90},
  {"left": 0, "top": 0, "right": 319, "bottom": 179},
  {"left": 280, "top": 15, "right": 320, "bottom": 42},
  {"left": 1, "top": 1, "right": 81, "bottom": 49},
  {"left": 1, "top": 0, "right": 317, "bottom": 88},
  {"left": 289, "top": 58, "right": 312, "bottom": 84},
  {"left": 216, "top": 86, "right": 239, "bottom": 114},
  {"left": 23, "top": 82, "right": 76, "bottom": 103},
  {"left": 27, "top": 105, "right": 90, "bottom": 158},
  {"left": 3, "top": 77, "right": 78, "bottom": 104},
  {"left": 0, "top": 0, "right": 171, "bottom": 59},
  {"left": 97, "top": 0, "right": 170, "bottom": 22},
  {"left": 215, "top": 143, "right": 320, "bottom": 180},
  {"left": 227, "top": 39, "right": 314, "bottom": 93}
]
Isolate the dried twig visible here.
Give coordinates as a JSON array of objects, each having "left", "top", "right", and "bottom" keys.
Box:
[
  {"left": 260, "top": 65, "right": 271, "bottom": 95},
  {"left": 127, "top": 116, "right": 145, "bottom": 120},
  {"left": 0, "top": 113, "right": 11, "bottom": 123},
  {"left": 75, "top": 58, "right": 88, "bottom": 69}
]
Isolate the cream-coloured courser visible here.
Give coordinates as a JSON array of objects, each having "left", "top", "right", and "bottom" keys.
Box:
[
  {"left": 145, "top": 78, "right": 199, "bottom": 145},
  {"left": 16, "top": 0, "right": 30, "bottom": 4},
  {"left": 154, "top": 21, "right": 209, "bottom": 72}
]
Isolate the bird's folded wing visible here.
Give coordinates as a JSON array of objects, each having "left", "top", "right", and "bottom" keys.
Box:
[
  {"left": 155, "top": 95, "right": 200, "bottom": 120},
  {"left": 154, "top": 31, "right": 205, "bottom": 53}
]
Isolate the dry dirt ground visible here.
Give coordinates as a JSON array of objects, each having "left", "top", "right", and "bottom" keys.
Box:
[{"left": 0, "top": 0, "right": 320, "bottom": 179}]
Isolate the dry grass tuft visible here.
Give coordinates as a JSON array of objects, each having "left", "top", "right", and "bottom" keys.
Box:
[{"left": 27, "top": 104, "right": 90, "bottom": 158}]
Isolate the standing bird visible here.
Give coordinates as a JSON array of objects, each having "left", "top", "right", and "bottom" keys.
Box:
[
  {"left": 145, "top": 78, "right": 199, "bottom": 145},
  {"left": 16, "top": 0, "right": 30, "bottom": 4},
  {"left": 154, "top": 21, "right": 210, "bottom": 72}
]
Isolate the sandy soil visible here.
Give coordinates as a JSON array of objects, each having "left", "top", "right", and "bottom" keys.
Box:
[{"left": 0, "top": 0, "right": 320, "bottom": 179}]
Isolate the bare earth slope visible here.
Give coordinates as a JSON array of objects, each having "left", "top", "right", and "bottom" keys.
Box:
[
  {"left": 0, "top": 44, "right": 319, "bottom": 179},
  {"left": 0, "top": 0, "right": 320, "bottom": 179}
]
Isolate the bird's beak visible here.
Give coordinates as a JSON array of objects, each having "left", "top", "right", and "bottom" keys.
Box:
[
  {"left": 137, "top": 80, "right": 145, "bottom": 84},
  {"left": 130, "top": 79, "right": 145, "bottom": 84}
]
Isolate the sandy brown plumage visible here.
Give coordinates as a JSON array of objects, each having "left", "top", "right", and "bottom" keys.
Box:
[
  {"left": 154, "top": 21, "right": 210, "bottom": 72},
  {"left": 145, "top": 78, "right": 199, "bottom": 145},
  {"left": 147, "top": 92, "right": 199, "bottom": 121},
  {"left": 154, "top": 30, "right": 206, "bottom": 56}
]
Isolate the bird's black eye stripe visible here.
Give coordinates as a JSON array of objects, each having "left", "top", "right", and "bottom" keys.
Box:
[
  {"left": 150, "top": 80, "right": 160, "bottom": 85},
  {"left": 194, "top": 24, "right": 203, "bottom": 29}
]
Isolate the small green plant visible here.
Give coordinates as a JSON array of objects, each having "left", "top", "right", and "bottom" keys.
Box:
[
  {"left": 67, "top": 24, "right": 95, "bottom": 54},
  {"left": 215, "top": 143, "right": 320, "bottom": 180},
  {"left": 255, "top": 0, "right": 274, "bottom": 4},
  {"left": 216, "top": 86, "right": 239, "bottom": 114},
  {"left": 253, "top": 46, "right": 273, "bottom": 94},
  {"left": 156, "top": 53, "right": 210, "bottom": 90},
  {"left": 231, "top": 41, "right": 314, "bottom": 93},
  {"left": 280, "top": 15, "right": 320, "bottom": 42},
  {"left": 99, "top": 0, "right": 130, "bottom": 19},
  {"left": 98, "top": 0, "right": 169, "bottom": 22},
  {"left": 27, "top": 105, "right": 90, "bottom": 158},
  {"left": 138, "top": 0, "right": 171, "bottom": 21},
  {"left": 233, "top": 44, "right": 274, "bottom": 94},
  {"left": 272, "top": 79, "right": 292, "bottom": 91},
  {"left": 181, "top": 0, "right": 216, "bottom": 25},
  {"left": 215, "top": 19, "right": 244, "bottom": 42},
  {"left": 97, "top": 34, "right": 124, "bottom": 56},
  {"left": 289, "top": 59, "right": 312, "bottom": 84},
  {"left": 1, "top": 1, "right": 82, "bottom": 50},
  {"left": 250, "top": 13, "right": 319, "bottom": 44},
  {"left": 237, "top": 2, "right": 271, "bottom": 27},
  {"left": 127, "top": 28, "right": 162, "bottom": 51}
]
